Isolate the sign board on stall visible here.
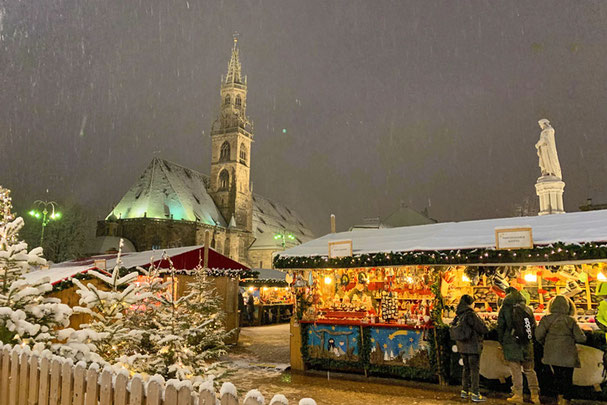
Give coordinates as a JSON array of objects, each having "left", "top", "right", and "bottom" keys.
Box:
[
  {"left": 328, "top": 240, "right": 353, "bottom": 258},
  {"left": 94, "top": 259, "right": 107, "bottom": 270},
  {"left": 495, "top": 227, "right": 533, "bottom": 250}
]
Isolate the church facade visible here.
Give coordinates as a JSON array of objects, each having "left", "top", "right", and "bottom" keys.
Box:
[{"left": 96, "top": 39, "right": 314, "bottom": 268}]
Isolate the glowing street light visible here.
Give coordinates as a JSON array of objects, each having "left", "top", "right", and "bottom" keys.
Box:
[
  {"left": 28, "top": 200, "right": 61, "bottom": 246},
  {"left": 274, "top": 230, "right": 295, "bottom": 248}
]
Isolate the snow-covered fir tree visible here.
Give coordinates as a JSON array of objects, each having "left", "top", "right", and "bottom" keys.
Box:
[
  {"left": 117, "top": 262, "right": 171, "bottom": 370},
  {"left": 131, "top": 256, "right": 231, "bottom": 380},
  {"left": 0, "top": 187, "right": 72, "bottom": 348},
  {"left": 64, "top": 239, "right": 150, "bottom": 363},
  {"left": 0, "top": 186, "right": 15, "bottom": 229}
]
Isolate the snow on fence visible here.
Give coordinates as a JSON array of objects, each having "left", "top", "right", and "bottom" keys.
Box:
[{"left": 0, "top": 343, "right": 316, "bottom": 405}]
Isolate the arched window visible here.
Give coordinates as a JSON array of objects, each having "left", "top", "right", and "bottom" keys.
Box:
[
  {"left": 219, "top": 170, "right": 230, "bottom": 190},
  {"left": 239, "top": 143, "right": 247, "bottom": 163},
  {"left": 220, "top": 141, "right": 230, "bottom": 161},
  {"left": 235, "top": 95, "right": 242, "bottom": 106},
  {"left": 224, "top": 94, "right": 231, "bottom": 105}
]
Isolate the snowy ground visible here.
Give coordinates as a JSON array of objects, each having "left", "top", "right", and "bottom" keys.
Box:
[{"left": 221, "top": 324, "right": 600, "bottom": 405}]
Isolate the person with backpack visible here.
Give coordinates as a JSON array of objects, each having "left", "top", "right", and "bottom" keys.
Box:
[
  {"left": 535, "top": 295, "right": 586, "bottom": 405},
  {"left": 451, "top": 294, "right": 489, "bottom": 402},
  {"left": 596, "top": 282, "right": 607, "bottom": 340},
  {"left": 497, "top": 287, "right": 540, "bottom": 404}
]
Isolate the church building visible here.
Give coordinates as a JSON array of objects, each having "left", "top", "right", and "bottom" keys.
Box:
[{"left": 96, "top": 38, "right": 314, "bottom": 268}]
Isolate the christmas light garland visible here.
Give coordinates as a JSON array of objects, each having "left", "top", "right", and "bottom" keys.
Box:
[
  {"left": 274, "top": 242, "right": 607, "bottom": 269},
  {"left": 239, "top": 278, "right": 288, "bottom": 287},
  {"left": 50, "top": 267, "right": 259, "bottom": 293}
]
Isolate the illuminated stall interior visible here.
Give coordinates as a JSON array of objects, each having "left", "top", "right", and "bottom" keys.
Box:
[{"left": 240, "top": 268, "right": 294, "bottom": 325}]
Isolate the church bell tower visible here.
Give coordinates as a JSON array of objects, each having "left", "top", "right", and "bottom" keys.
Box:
[{"left": 209, "top": 37, "right": 253, "bottom": 232}]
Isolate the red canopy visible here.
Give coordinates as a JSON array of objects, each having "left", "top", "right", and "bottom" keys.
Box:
[{"left": 145, "top": 246, "right": 249, "bottom": 271}]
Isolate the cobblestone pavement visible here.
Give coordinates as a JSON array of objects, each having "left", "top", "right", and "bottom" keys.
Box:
[{"left": 222, "top": 324, "right": 601, "bottom": 405}]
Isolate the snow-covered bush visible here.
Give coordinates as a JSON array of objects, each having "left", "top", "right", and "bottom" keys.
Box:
[
  {"left": 0, "top": 188, "right": 72, "bottom": 348},
  {"left": 61, "top": 239, "right": 150, "bottom": 363}
]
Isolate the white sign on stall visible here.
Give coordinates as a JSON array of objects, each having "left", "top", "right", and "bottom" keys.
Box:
[
  {"left": 495, "top": 227, "right": 533, "bottom": 250},
  {"left": 328, "top": 240, "right": 353, "bottom": 258}
]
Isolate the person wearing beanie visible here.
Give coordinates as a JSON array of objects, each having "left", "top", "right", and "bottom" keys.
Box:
[
  {"left": 497, "top": 288, "right": 540, "bottom": 404},
  {"left": 536, "top": 296, "right": 586, "bottom": 405},
  {"left": 453, "top": 294, "right": 489, "bottom": 402}
]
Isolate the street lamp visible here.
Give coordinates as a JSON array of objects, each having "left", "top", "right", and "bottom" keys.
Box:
[
  {"left": 28, "top": 200, "right": 61, "bottom": 246},
  {"left": 274, "top": 230, "right": 295, "bottom": 248}
]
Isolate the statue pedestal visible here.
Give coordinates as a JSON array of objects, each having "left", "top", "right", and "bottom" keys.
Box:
[{"left": 535, "top": 176, "right": 565, "bottom": 215}]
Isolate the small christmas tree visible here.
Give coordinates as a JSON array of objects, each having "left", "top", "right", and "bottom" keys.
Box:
[
  {"left": 0, "top": 186, "right": 15, "bottom": 229},
  {"left": 0, "top": 187, "right": 72, "bottom": 348},
  {"left": 131, "top": 255, "right": 231, "bottom": 380},
  {"left": 64, "top": 239, "right": 149, "bottom": 362}
]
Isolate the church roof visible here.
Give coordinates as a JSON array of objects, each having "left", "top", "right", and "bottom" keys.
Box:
[
  {"left": 350, "top": 204, "right": 436, "bottom": 231},
  {"left": 107, "top": 158, "right": 227, "bottom": 227},
  {"left": 250, "top": 194, "right": 315, "bottom": 250},
  {"left": 381, "top": 204, "right": 437, "bottom": 227},
  {"left": 106, "top": 158, "right": 314, "bottom": 249}
]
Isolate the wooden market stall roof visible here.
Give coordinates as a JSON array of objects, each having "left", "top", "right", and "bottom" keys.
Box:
[
  {"left": 24, "top": 245, "right": 249, "bottom": 286},
  {"left": 275, "top": 209, "right": 607, "bottom": 268},
  {"left": 240, "top": 268, "right": 288, "bottom": 287}
]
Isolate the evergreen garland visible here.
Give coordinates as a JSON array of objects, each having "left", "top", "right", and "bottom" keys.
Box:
[
  {"left": 240, "top": 279, "right": 288, "bottom": 287},
  {"left": 49, "top": 267, "right": 258, "bottom": 293},
  {"left": 274, "top": 242, "right": 607, "bottom": 269}
]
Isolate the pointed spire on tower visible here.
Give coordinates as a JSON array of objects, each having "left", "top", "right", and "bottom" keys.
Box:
[{"left": 225, "top": 33, "right": 242, "bottom": 84}]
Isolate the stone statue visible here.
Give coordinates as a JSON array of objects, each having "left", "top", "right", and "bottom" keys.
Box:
[{"left": 535, "top": 119, "right": 562, "bottom": 179}]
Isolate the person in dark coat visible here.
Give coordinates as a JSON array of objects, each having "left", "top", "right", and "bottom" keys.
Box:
[
  {"left": 454, "top": 294, "right": 489, "bottom": 402},
  {"left": 246, "top": 293, "right": 255, "bottom": 324},
  {"left": 497, "top": 287, "right": 540, "bottom": 404},
  {"left": 238, "top": 291, "right": 245, "bottom": 326},
  {"left": 536, "top": 295, "right": 586, "bottom": 405}
]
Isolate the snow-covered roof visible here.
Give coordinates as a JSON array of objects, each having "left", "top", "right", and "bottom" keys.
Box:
[
  {"left": 278, "top": 210, "right": 607, "bottom": 258},
  {"left": 24, "top": 245, "right": 247, "bottom": 286},
  {"left": 250, "top": 194, "right": 314, "bottom": 250},
  {"left": 105, "top": 158, "right": 314, "bottom": 252},
  {"left": 249, "top": 268, "right": 286, "bottom": 281},
  {"left": 86, "top": 236, "right": 136, "bottom": 255},
  {"left": 381, "top": 205, "right": 436, "bottom": 227},
  {"left": 350, "top": 205, "right": 435, "bottom": 231},
  {"left": 107, "top": 158, "right": 227, "bottom": 226}
]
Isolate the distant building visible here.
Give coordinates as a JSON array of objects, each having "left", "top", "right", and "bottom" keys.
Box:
[
  {"left": 349, "top": 203, "right": 436, "bottom": 231},
  {"left": 96, "top": 38, "right": 314, "bottom": 268},
  {"left": 579, "top": 198, "right": 607, "bottom": 212}
]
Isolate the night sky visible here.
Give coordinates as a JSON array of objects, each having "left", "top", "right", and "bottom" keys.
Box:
[{"left": 2, "top": 1, "right": 607, "bottom": 236}]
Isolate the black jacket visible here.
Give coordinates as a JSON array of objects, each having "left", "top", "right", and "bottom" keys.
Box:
[{"left": 454, "top": 301, "right": 489, "bottom": 354}]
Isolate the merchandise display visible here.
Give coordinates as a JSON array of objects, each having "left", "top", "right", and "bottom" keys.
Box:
[
  {"left": 296, "top": 266, "right": 435, "bottom": 328},
  {"left": 440, "top": 264, "right": 605, "bottom": 329}
]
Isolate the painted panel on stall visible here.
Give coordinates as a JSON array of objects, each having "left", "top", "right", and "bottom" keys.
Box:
[
  {"left": 369, "top": 327, "right": 431, "bottom": 369},
  {"left": 306, "top": 324, "right": 360, "bottom": 362}
]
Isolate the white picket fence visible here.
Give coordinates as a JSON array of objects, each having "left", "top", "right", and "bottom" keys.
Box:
[{"left": 0, "top": 344, "right": 316, "bottom": 405}]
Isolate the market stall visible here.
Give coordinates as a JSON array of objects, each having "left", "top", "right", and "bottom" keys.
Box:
[
  {"left": 240, "top": 269, "right": 294, "bottom": 326},
  {"left": 275, "top": 210, "right": 607, "bottom": 400},
  {"left": 26, "top": 245, "right": 252, "bottom": 344}
]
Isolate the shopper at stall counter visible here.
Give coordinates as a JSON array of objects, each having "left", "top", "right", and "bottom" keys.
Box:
[
  {"left": 454, "top": 294, "right": 489, "bottom": 402},
  {"left": 535, "top": 295, "right": 586, "bottom": 405},
  {"left": 497, "top": 287, "right": 540, "bottom": 404}
]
